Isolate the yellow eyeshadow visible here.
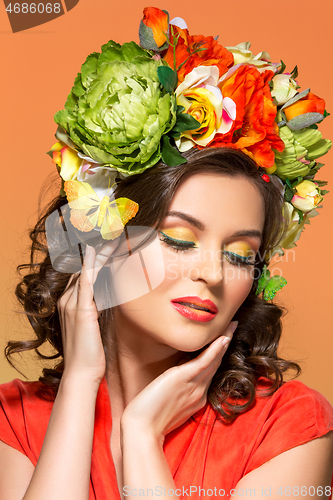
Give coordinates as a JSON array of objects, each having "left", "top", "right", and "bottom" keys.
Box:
[
  {"left": 224, "top": 242, "right": 254, "bottom": 258},
  {"left": 159, "top": 227, "right": 197, "bottom": 243}
]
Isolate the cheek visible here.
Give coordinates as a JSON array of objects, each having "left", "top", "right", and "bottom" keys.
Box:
[
  {"left": 108, "top": 234, "right": 166, "bottom": 306},
  {"left": 223, "top": 265, "right": 255, "bottom": 304},
  {"left": 162, "top": 246, "right": 193, "bottom": 282}
]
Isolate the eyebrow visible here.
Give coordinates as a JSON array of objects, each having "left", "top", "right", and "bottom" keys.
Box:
[
  {"left": 166, "top": 211, "right": 205, "bottom": 230},
  {"left": 165, "top": 211, "right": 263, "bottom": 241}
]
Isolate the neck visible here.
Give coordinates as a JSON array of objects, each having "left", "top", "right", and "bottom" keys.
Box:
[{"left": 105, "top": 308, "right": 184, "bottom": 415}]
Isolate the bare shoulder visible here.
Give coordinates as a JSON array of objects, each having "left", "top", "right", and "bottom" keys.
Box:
[
  {"left": 0, "top": 440, "right": 35, "bottom": 499},
  {"left": 236, "top": 431, "right": 333, "bottom": 499}
]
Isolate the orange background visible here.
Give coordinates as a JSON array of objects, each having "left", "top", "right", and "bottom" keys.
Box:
[{"left": 0, "top": 0, "right": 332, "bottom": 400}]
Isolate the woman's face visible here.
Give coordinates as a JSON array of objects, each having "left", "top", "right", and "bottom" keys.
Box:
[{"left": 113, "top": 172, "right": 265, "bottom": 353}]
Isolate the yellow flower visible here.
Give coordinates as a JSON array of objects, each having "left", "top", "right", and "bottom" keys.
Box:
[
  {"left": 280, "top": 202, "right": 306, "bottom": 249},
  {"left": 175, "top": 66, "right": 236, "bottom": 152},
  {"left": 49, "top": 141, "right": 103, "bottom": 183},
  {"left": 271, "top": 74, "right": 298, "bottom": 105},
  {"left": 291, "top": 180, "right": 323, "bottom": 212},
  {"left": 225, "top": 42, "right": 279, "bottom": 72},
  {"left": 57, "top": 145, "right": 82, "bottom": 181},
  {"left": 267, "top": 201, "right": 319, "bottom": 258}
]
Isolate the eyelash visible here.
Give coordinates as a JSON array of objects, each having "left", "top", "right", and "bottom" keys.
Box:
[
  {"left": 223, "top": 251, "right": 256, "bottom": 268},
  {"left": 159, "top": 232, "right": 256, "bottom": 268},
  {"left": 159, "top": 232, "right": 196, "bottom": 252}
]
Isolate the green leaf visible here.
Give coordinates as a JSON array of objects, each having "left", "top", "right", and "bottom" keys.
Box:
[
  {"left": 161, "top": 136, "right": 187, "bottom": 166},
  {"left": 313, "top": 179, "right": 328, "bottom": 187},
  {"left": 287, "top": 112, "right": 325, "bottom": 131},
  {"left": 101, "top": 39, "right": 121, "bottom": 53},
  {"left": 64, "top": 92, "right": 78, "bottom": 113},
  {"left": 292, "top": 176, "right": 304, "bottom": 187},
  {"left": 72, "top": 73, "right": 85, "bottom": 98},
  {"left": 276, "top": 60, "right": 286, "bottom": 75},
  {"left": 54, "top": 110, "right": 71, "bottom": 132},
  {"left": 176, "top": 43, "right": 208, "bottom": 72},
  {"left": 256, "top": 266, "right": 288, "bottom": 300},
  {"left": 307, "top": 162, "right": 324, "bottom": 177},
  {"left": 80, "top": 52, "right": 99, "bottom": 88},
  {"left": 281, "top": 88, "right": 310, "bottom": 110},
  {"left": 295, "top": 208, "right": 304, "bottom": 224},
  {"left": 309, "top": 124, "right": 318, "bottom": 130},
  {"left": 255, "top": 265, "right": 271, "bottom": 296},
  {"left": 284, "top": 185, "right": 294, "bottom": 203},
  {"left": 290, "top": 65, "right": 298, "bottom": 80},
  {"left": 321, "top": 189, "right": 329, "bottom": 195},
  {"left": 263, "top": 276, "right": 288, "bottom": 301},
  {"left": 100, "top": 40, "right": 148, "bottom": 65},
  {"left": 170, "top": 114, "right": 201, "bottom": 138},
  {"left": 170, "top": 104, "right": 200, "bottom": 137},
  {"left": 157, "top": 66, "right": 178, "bottom": 93},
  {"left": 192, "top": 48, "right": 207, "bottom": 54},
  {"left": 285, "top": 178, "right": 293, "bottom": 190}
]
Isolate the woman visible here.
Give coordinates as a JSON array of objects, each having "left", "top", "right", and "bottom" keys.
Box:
[{"left": 1, "top": 8, "right": 333, "bottom": 499}]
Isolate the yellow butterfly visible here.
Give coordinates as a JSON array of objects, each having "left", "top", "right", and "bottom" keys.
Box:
[{"left": 64, "top": 180, "right": 139, "bottom": 240}]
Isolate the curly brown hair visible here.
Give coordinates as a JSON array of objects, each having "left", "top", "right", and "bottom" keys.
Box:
[{"left": 5, "top": 147, "right": 301, "bottom": 423}]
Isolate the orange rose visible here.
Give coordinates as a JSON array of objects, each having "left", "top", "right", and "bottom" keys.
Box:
[
  {"left": 208, "top": 66, "right": 285, "bottom": 169},
  {"left": 283, "top": 92, "right": 325, "bottom": 121},
  {"left": 139, "top": 7, "right": 169, "bottom": 51},
  {"left": 164, "top": 24, "right": 233, "bottom": 83}
]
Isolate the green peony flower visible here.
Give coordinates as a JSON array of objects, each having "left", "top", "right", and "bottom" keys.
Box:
[
  {"left": 54, "top": 40, "right": 177, "bottom": 175},
  {"left": 274, "top": 125, "right": 331, "bottom": 181}
]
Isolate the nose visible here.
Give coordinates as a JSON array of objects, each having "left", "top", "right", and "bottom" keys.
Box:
[{"left": 189, "top": 247, "right": 224, "bottom": 287}]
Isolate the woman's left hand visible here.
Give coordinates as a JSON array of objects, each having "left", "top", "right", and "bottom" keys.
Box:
[{"left": 121, "top": 322, "right": 236, "bottom": 443}]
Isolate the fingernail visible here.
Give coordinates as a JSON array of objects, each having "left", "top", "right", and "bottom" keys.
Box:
[
  {"left": 85, "top": 245, "right": 91, "bottom": 257},
  {"left": 222, "top": 337, "right": 231, "bottom": 348},
  {"left": 230, "top": 321, "right": 238, "bottom": 334}
]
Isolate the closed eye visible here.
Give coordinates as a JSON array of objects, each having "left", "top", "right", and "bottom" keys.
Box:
[
  {"left": 159, "top": 231, "right": 197, "bottom": 252},
  {"left": 222, "top": 251, "right": 256, "bottom": 268}
]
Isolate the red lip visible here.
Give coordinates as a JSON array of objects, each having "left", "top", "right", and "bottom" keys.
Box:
[{"left": 171, "top": 296, "right": 218, "bottom": 322}]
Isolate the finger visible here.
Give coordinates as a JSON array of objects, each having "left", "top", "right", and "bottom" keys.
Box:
[
  {"left": 64, "top": 275, "right": 81, "bottom": 311},
  {"left": 92, "top": 239, "right": 120, "bottom": 284},
  {"left": 57, "top": 273, "right": 79, "bottom": 316},
  {"left": 77, "top": 245, "right": 96, "bottom": 311},
  {"left": 179, "top": 322, "right": 237, "bottom": 381},
  {"left": 193, "top": 338, "right": 231, "bottom": 385},
  {"left": 222, "top": 319, "right": 238, "bottom": 343},
  {"left": 59, "top": 273, "right": 80, "bottom": 303},
  {"left": 58, "top": 278, "right": 80, "bottom": 342},
  {"left": 57, "top": 273, "right": 81, "bottom": 342}
]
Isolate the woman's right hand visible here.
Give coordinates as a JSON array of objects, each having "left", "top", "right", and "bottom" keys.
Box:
[
  {"left": 121, "top": 322, "right": 237, "bottom": 442},
  {"left": 57, "top": 242, "right": 117, "bottom": 384}
]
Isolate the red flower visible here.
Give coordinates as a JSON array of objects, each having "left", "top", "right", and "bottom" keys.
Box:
[
  {"left": 283, "top": 92, "right": 326, "bottom": 121},
  {"left": 139, "top": 7, "right": 169, "bottom": 50},
  {"left": 208, "top": 66, "right": 285, "bottom": 169},
  {"left": 164, "top": 25, "right": 233, "bottom": 83}
]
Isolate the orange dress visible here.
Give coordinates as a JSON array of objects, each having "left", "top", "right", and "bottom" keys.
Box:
[{"left": 0, "top": 376, "right": 333, "bottom": 499}]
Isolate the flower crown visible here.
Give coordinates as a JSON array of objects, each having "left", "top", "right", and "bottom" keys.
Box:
[{"left": 47, "top": 7, "right": 331, "bottom": 300}]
